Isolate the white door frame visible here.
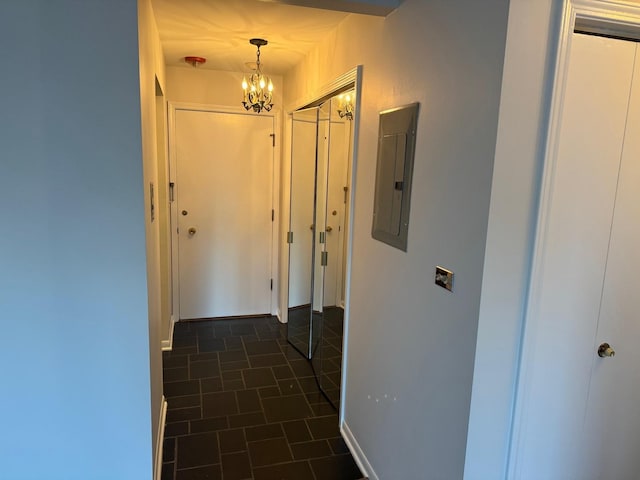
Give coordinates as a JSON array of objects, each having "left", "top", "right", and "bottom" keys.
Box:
[
  {"left": 508, "top": 1, "right": 640, "bottom": 477},
  {"left": 167, "top": 102, "right": 281, "bottom": 322}
]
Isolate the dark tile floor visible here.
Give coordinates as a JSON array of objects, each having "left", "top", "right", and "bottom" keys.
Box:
[{"left": 161, "top": 315, "right": 364, "bottom": 480}]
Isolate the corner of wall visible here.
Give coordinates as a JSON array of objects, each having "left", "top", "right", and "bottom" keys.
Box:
[{"left": 341, "top": 421, "right": 379, "bottom": 480}]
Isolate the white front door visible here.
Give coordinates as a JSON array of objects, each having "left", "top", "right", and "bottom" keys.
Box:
[
  {"left": 173, "top": 108, "right": 274, "bottom": 319},
  {"left": 510, "top": 33, "right": 640, "bottom": 478}
]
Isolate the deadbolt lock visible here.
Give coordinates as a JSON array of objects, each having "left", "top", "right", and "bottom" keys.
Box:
[{"left": 182, "top": 210, "right": 188, "bottom": 216}]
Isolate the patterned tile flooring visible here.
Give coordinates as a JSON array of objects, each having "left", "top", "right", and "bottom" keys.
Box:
[{"left": 160, "top": 315, "right": 364, "bottom": 480}]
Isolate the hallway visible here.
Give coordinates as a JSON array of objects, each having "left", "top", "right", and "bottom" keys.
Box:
[{"left": 161, "top": 316, "right": 364, "bottom": 479}]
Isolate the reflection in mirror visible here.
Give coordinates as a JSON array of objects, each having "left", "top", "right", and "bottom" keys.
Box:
[
  {"left": 286, "top": 107, "right": 319, "bottom": 358},
  {"left": 286, "top": 88, "right": 355, "bottom": 410},
  {"left": 317, "top": 92, "right": 353, "bottom": 408},
  {"left": 311, "top": 101, "right": 331, "bottom": 377}
]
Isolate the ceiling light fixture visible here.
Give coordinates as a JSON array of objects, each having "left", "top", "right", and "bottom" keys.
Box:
[
  {"left": 337, "top": 93, "right": 354, "bottom": 120},
  {"left": 241, "top": 39, "right": 274, "bottom": 113}
]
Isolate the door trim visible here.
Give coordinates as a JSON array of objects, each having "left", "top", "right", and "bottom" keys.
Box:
[
  {"left": 167, "top": 102, "right": 281, "bottom": 321},
  {"left": 508, "top": 1, "right": 640, "bottom": 477}
]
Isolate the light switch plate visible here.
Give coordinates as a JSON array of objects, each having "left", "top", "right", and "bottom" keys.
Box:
[{"left": 435, "top": 266, "right": 454, "bottom": 291}]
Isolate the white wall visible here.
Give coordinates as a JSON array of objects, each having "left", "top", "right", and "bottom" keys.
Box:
[
  {"left": 464, "top": 1, "right": 559, "bottom": 477},
  {"left": 0, "top": 1, "right": 152, "bottom": 478},
  {"left": 138, "top": 0, "right": 168, "bottom": 474},
  {"left": 166, "top": 66, "right": 283, "bottom": 108},
  {"left": 284, "top": 0, "right": 510, "bottom": 477}
]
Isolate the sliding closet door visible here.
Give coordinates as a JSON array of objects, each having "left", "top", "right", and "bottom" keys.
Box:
[
  {"left": 287, "top": 108, "right": 318, "bottom": 358},
  {"left": 311, "top": 102, "right": 330, "bottom": 374}
]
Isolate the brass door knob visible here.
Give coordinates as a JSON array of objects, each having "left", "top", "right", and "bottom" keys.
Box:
[
  {"left": 326, "top": 226, "right": 333, "bottom": 232},
  {"left": 188, "top": 227, "right": 197, "bottom": 236},
  {"left": 598, "top": 342, "right": 615, "bottom": 358}
]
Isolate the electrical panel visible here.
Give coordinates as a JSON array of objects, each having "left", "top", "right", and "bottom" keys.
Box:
[{"left": 371, "top": 103, "right": 419, "bottom": 251}]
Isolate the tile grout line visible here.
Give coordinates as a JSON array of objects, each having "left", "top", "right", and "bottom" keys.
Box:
[{"left": 162, "top": 317, "right": 360, "bottom": 480}]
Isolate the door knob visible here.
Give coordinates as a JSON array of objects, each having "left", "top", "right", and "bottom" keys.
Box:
[
  {"left": 182, "top": 210, "right": 188, "bottom": 216},
  {"left": 598, "top": 342, "right": 615, "bottom": 358},
  {"left": 326, "top": 226, "right": 333, "bottom": 232},
  {"left": 188, "top": 227, "right": 197, "bottom": 236}
]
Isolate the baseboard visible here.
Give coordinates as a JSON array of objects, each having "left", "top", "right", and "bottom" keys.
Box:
[
  {"left": 341, "top": 421, "right": 378, "bottom": 480},
  {"left": 154, "top": 397, "right": 168, "bottom": 480},
  {"left": 161, "top": 319, "right": 175, "bottom": 351}
]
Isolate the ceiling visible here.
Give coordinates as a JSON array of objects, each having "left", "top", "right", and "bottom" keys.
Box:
[{"left": 151, "top": 0, "right": 357, "bottom": 75}]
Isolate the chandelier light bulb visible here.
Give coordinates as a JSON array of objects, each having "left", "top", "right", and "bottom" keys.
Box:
[
  {"left": 337, "top": 91, "right": 355, "bottom": 121},
  {"left": 241, "top": 38, "right": 274, "bottom": 113}
]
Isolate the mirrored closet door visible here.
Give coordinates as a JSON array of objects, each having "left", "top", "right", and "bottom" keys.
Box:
[
  {"left": 286, "top": 107, "right": 319, "bottom": 358},
  {"left": 287, "top": 91, "right": 354, "bottom": 410}
]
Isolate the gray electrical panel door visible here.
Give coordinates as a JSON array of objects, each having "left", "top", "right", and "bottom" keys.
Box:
[{"left": 371, "top": 103, "right": 419, "bottom": 251}]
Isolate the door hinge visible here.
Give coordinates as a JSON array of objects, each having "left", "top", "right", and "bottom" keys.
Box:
[
  {"left": 270, "top": 279, "right": 273, "bottom": 291},
  {"left": 271, "top": 209, "right": 275, "bottom": 221},
  {"left": 287, "top": 231, "right": 294, "bottom": 244},
  {"left": 319, "top": 231, "right": 326, "bottom": 244},
  {"left": 270, "top": 133, "right": 275, "bottom": 147},
  {"left": 343, "top": 185, "right": 348, "bottom": 204},
  {"left": 169, "top": 182, "right": 175, "bottom": 202},
  {"left": 321, "top": 251, "right": 328, "bottom": 266}
]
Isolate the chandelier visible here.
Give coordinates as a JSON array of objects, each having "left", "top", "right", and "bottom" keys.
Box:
[
  {"left": 241, "top": 39, "right": 274, "bottom": 113},
  {"left": 337, "top": 92, "right": 354, "bottom": 120}
]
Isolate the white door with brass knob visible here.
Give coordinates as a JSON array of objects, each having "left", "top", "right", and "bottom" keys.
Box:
[
  {"left": 173, "top": 108, "right": 274, "bottom": 319},
  {"left": 510, "top": 33, "right": 640, "bottom": 478}
]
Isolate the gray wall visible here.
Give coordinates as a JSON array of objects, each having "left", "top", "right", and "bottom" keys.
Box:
[
  {"left": 284, "top": 0, "right": 510, "bottom": 477},
  {"left": 343, "top": 1, "right": 509, "bottom": 477},
  {"left": 0, "top": 1, "right": 153, "bottom": 478}
]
